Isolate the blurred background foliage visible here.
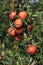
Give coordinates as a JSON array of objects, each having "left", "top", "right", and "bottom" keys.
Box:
[{"left": 0, "top": 0, "right": 43, "bottom": 65}]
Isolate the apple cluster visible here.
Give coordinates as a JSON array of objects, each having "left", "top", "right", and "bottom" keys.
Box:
[{"left": 7, "top": 11, "right": 37, "bottom": 55}]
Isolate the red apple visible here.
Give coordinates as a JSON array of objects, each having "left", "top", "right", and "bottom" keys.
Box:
[
  {"left": 26, "top": 45, "right": 37, "bottom": 55},
  {"left": 7, "top": 27, "right": 15, "bottom": 36},
  {"left": 19, "top": 11, "right": 27, "bottom": 20},
  {"left": 9, "top": 11, "right": 16, "bottom": 20},
  {"left": 14, "top": 19, "right": 23, "bottom": 28}
]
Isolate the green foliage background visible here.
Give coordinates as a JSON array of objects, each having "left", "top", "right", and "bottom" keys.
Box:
[{"left": 0, "top": 0, "right": 43, "bottom": 65}]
